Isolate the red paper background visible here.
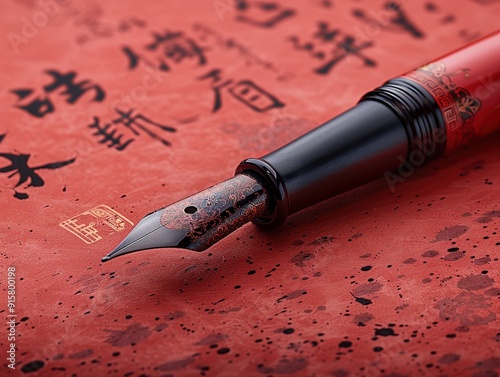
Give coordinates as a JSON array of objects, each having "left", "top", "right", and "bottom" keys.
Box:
[{"left": 1, "top": 1, "right": 499, "bottom": 376}]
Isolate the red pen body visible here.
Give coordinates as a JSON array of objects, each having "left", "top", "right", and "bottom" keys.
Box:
[{"left": 404, "top": 30, "right": 500, "bottom": 152}]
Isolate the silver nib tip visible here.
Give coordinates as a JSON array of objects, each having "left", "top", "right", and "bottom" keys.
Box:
[{"left": 100, "top": 210, "right": 187, "bottom": 262}]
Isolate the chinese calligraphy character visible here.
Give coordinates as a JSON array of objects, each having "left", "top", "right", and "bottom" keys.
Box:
[
  {"left": 235, "top": 0, "right": 295, "bottom": 28},
  {"left": 113, "top": 108, "right": 176, "bottom": 146},
  {"left": 88, "top": 117, "right": 134, "bottom": 151},
  {"left": 88, "top": 108, "right": 176, "bottom": 150},
  {"left": 123, "top": 30, "right": 208, "bottom": 71},
  {"left": 10, "top": 89, "right": 54, "bottom": 118},
  {"left": 288, "top": 22, "right": 377, "bottom": 75},
  {"left": 11, "top": 69, "right": 105, "bottom": 118},
  {"left": 197, "top": 69, "right": 285, "bottom": 113},
  {"left": 0, "top": 134, "right": 76, "bottom": 199},
  {"left": 352, "top": 2, "right": 424, "bottom": 39},
  {"left": 118, "top": 16, "right": 147, "bottom": 32}
]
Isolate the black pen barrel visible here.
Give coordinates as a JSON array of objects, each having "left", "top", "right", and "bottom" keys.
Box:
[{"left": 237, "top": 78, "right": 445, "bottom": 228}]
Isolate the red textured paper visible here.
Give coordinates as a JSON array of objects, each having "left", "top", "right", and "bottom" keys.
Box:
[{"left": 1, "top": 1, "right": 499, "bottom": 376}]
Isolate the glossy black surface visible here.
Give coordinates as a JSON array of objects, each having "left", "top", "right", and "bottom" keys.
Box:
[
  {"left": 238, "top": 100, "right": 408, "bottom": 226},
  {"left": 238, "top": 79, "right": 445, "bottom": 227}
]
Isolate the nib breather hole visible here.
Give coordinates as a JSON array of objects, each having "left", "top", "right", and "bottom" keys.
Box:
[{"left": 184, "top": 206, "right": 197, "bottom": 214}]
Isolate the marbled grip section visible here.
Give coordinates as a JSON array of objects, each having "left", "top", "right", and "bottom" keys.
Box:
[{"left": 160, "top": 173, "right": 269, "bottom": 251}]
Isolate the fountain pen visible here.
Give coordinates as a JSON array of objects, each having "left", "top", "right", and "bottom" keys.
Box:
[{"left": 102, "top": 31, "right": 500, "bottom": 262}]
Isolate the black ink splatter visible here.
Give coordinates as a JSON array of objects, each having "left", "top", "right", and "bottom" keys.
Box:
[
  {"left": 351, "top": 293, "right": 372, "bottom": 306},
  {"left": 375, "top": 328, "right": 398, "bottom": 336},
  {"left": 21, "top": 360, "right": 45, "bottom": 373},
  {"left": 14, "top": 191, "right": 29, "bottom": 200},
  {"left": 339, "top": 340, "right": 352, "bottom": 348}
]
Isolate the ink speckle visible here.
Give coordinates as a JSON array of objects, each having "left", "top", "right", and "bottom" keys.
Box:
[
  {"left": 339, "top": 340, "right": 352, "bottom": 348},
  {"left": 21, "top": 360, "right": 45, "bottom": 373},
  {"left": 422, "top": 250, "right": 439, "bottom": 257},
  {"left": 194, "top": 333, "right": 229, "bottom": 346},
  {"left": 14, "top": 191, "right": 29, "bottom": 200},
  {"left": 276, "top": 290, "right": 307, "bottom": 303},
  {"left": 432, "top": 225, "right": 469, "bottom": 242},
  {"left": 485, "top": 287, "right": 500, "bottom": 297},
  {"left": 375, "top": 328, "right": 398, "bottom": 337},
  {"left": 291, "top": 252, "right": 315, "bottom": 267},
  {"left": 166, "top": 311, "right": 186, "bottom": 320},
  {"left": 104, "top": 323, "right": 152, "bottom": 347},
  {"left": 444, "top": 252, "right": 464, "bottom": 261},
  {"left": 257, "top": 358, "right": 308, "bottom": 374},
  {"left": 353, "top": 312, "right": 374, "bottom": 325},
  {"left": 351, "top": 293, "right": 372, "bottom": 306},
  {"left": 155, "top": 356, "right": 196, "bottom": 371},
  {"left": 457, "top": 274, "right": 494, "bottom": 291},
  {"left": 474, "top": 257, "right": 491, "bottom": 265},
  {"left": 476, "top": 210, "right": 500, "bottom": 224},
  {"left": 352, "top": 281, "right": 383, "bottom": 296},
  {"left": 436, "top": 292, "right": 496, "bottom": 326},
  {"left": 309, "top": 236, "right": 334, "bottom": 245},
  {"left": 438, "top": 353, "right": 461, "bottom": 364},
  {"left": 69, "top": 349, "right": 93, "bottom": 359}
]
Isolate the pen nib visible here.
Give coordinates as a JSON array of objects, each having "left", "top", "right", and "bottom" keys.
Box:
[
  {"left": 101, "top": 210, "right": 187, "bottom": 262},
  {"left": 101, "top": 173, "right": 270, "bottom": 262}
]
